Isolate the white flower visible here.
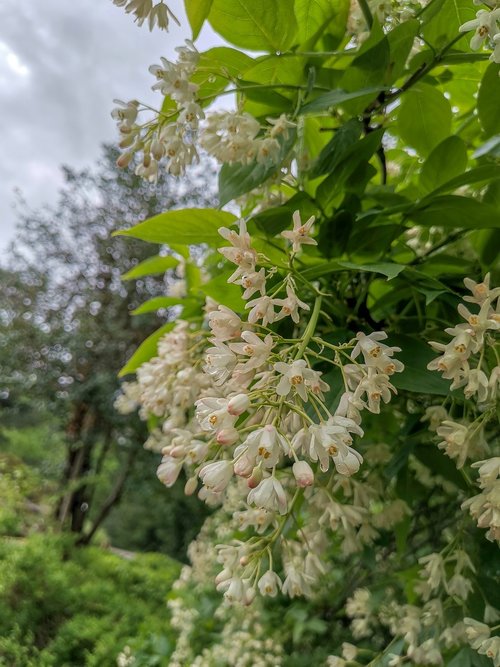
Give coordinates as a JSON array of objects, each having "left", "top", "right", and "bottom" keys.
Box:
[
  {"left": 459, "top": 9, "right": 500, "bottom": 50},
  {"left": 464, "top": 617, "right": 491, "bottom": 649},
  {"left": 236, "top": 268, "right": 267, "bottom": 300},
  {"left": 230, "top": 331, "right": 274, "bottom": 371},
  {"left": 208, "top": 305, "right": 242, "bottom": 342},
  {"left": 281, "top": 210, "right": 317, "bottom": 253},
  {"left": 273, "top": 284, "right": 310, "bottom": 323},
  {"left": 257, "top": 570, "right": 282, "bottom": 597},
  {"left": 227, "top": 393, "right": 251, "bottom": 416},
  {"left": 292, "top": 460, "right": 314, "bottom": 487},
  {"left": 156, "top": 456, "right": 183, "bottom": 487},
  {"left": 218, "top": 220, "right": 258, "bottom": 282},
  {"left": 204, "top": 341, "right": 237, "bottom": 384},
  {"left": 247, "top": 476, "right": 288, "bottom": 514},
  {"left": 246, "top": 295, "right": 277, "bottom": 326},
  {"left": 351, "top": 331, "right": 404, "bottom": 375},
  {"left": 436, "top": 420, "right": 470, "bottom": 468},
  {"left": 464, "top": 273, "right": 500, "bottom": 305},
  {"left": 199, "top": 460, "right": 234, "bottom": 493},
  {"left": 111, "top": 99, "right": 139, "bottom": 128},
  {"left": 255, "top": 137, "right": 281, "bottom": 164},
  {"left": 267, "top": 114, "right": 295, "bottom": 138},
  {"left": 244, "top": 425, "right": 288, "bottom": 468},
  {"left": 353, "top": 368, "right": 397, "bottom": 413},
  {"left": 274, "top": 359, "right": 319, "bottom": 401},
  {"left": 472, "top": 457, "right": 500, "bottom": 488}
]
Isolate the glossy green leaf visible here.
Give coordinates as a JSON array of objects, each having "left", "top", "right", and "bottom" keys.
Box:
[
  {"left": 422, "top": 0, "right": 475, "bottom": 50},
  {"left": 184, "top": 0, "right": 213, "bottom": 39},
  {"left": 311, "top": 119, "right": 362, "bottom": 178},
  {"left": 218, "top": 131, "right": 296, "bottom": 206},
  {"left": 208, "top": 0, "right": 297, "bottom": 51},
  {"left": 116, "top": 209, "right": 237, "bottom": 246},
  {"left": 336, "top": 261, "right": 406, "bottom": 280},
  {"left": 389, "top": 335, "right": 451, "bottom": 395},
  {"left": 426, "top": 165, "right": 500, "bottom": 197},
  {"left": 119, "top": 323, "right": 175, "bottom": 377},
  {"left": 122, "top": 255, "right": 179, "bottom": 280},
  {"left": 478, "top": 63, "right": 500, "bottom": 138},
  {"left": 397, "top": 83, "right": 452, "bottom": 157},
  {"left": 419, "top": 136, "right": 468, "bottom": 194},
  {"left": 294, "top": 0, "right": 349, "bottom": 49},
  {"left": 199, "top": 273, "right": 246, "bottom": 312},
  {"left": 386, "top": 19, "right": 419, "bottom": 83},
  {"left": 409, "top": 195, "right": 500, "bottom": 229},
  {"left": 298, "top": 87, "right": 384, "bottom": 114},
  {"left": 132, "top": 297, "right": 186, "bottom": 315}
]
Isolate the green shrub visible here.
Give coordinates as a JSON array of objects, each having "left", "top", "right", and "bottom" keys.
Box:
[{"left": 0, "top": 534, "right": 180, "bottom": 666}]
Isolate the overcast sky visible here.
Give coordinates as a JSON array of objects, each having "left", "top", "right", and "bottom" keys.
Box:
[{"left": 0, "top": 0, "right": 218, "bottom": 253}]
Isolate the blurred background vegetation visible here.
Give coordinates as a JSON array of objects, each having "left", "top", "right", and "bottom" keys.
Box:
[{"left": 0, "top": 148, "right": 215, "bottom": 665}]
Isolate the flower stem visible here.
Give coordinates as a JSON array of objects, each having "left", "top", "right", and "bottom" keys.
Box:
[{"left": 295, "top": 296, "right": 322, "bottom": 360}]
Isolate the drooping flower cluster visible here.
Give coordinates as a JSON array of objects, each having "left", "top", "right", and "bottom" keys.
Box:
[
  {"left": 426, "top": 275, "right": 499, "bottom": 544},
  {"left": 116, "top": 211, "right": 405, "bottom": 603}
]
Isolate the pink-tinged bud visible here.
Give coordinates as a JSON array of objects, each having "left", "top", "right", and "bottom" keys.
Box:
[
  {"left": 116, "top": 152, "right": 133, "bottom": 168},
  {"left": 161, "top": 445, "right": 173, "bottom": 456},
  {"left": 156, "top": 457, "right": 182, "bottom": 488},
  {"left": 217, "top": 427, "right": 239, "bottom": 446},
  {"left": 247, "top": 466, "right": 263, "bottom": 489},
  {"left": 151, "top": 137, "right": 165, "bottom": 161},
  {"left": 227, "top": 393, "right": 251, "bottom": 416},
  {"left": 292, "top": 460, "right": 314, "bottom": 488},
  {"left": 234, "top": 454, "right": 254, "bottom": 478},
  {"left": 170, "top": 446, "right": 185, "bottom": 458},
  {"left": 143, "top": 152, "right": 151, "bottom": 168},
  {"left": 184, "top": 477, "right": 198, "bottom": 496},
  {"left": 239, "top": 556, "right": 249, "bottom": 566}
]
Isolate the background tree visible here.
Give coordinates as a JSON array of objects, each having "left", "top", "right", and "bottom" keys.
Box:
[{"left": 0, "top": 146, "right": 215, "bottom": 553}]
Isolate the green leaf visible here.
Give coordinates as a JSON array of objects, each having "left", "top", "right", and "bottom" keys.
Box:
[
  {"left": 207, "top": 0, "right": 297, "bottom": 52},
  {"left": 294, "top": 0, "right": 349, "bottom": 49},
  {"left": 413, "top": 444, "right": 469, "bottom": 490},
  {"left": 336, "top": 261, "right": 406, "bottom": 280},
  {"left": 122, "top": 255, "right": 179, "bottom": 280},
  {"left": 184, "top": 0, "right": 213, "bottom": 39},
  {"left": 199, "top": 273, "right": 246, "bottom": 311},
  {"left": 478, "top": 63, "right": 500, "bottom": 138},
  {"left": 389, "top": 334, "right": 451, "bottom": 395},
  {"left": 422, "top": 0, "right": 475, "bottom": 50},
  {"left": 447, "top": 648, "right": 473, "bottom": 667},
  {"left": 386, "top": 19, "right": 419, "bottom": 83},
  {"left": 116, "top": 209, "right": 237, "bottom": 246},
  {"left": 419, "top": 136, "right": 468, "bottom": 194},
  {"left": 218, "top": 130, "right": 296, "bottom": 206},
  {"left": 250, "top": 192, "right": 318, "bottom": 237},
  {"left": 299, "top": 87, "right": 384, "bottom": 115},
  {"left": 311, "top": 119, "right": 362, "bottom": 178},
  {"left": 425, "top": 165, "right": 500, "bottom": 197},
  {"left": 119, "top": 323, "right": 174, "bottom": 377},
  {"left": 473, "top": 135, "right": 500, "bottom": 160},
  {"left": 132, "top": 297, "right": 186, "bottom": 315},
  {"left": 397, "top": 83, "right": 452, "bottom": 157},
  {"left": 409, "top": 195, "right": 500, "bottom": 229}
]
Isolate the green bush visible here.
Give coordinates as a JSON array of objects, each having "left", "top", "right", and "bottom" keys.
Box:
[{"left": 0, "top": 534, "right": 180, "bottom": 666}]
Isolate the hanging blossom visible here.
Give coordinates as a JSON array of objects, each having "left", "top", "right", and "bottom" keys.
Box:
[
  {"left": 426, "top": 275, "right": 499, "bottom": 544},
  {"left": 117, "top": 210, "right": 405, "bottom": 602},
  {"left": 111, "top": 0, "right": 180, "bottom": 30}
]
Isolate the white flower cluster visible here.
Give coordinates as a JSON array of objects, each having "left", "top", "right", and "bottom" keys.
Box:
[
  {"left": 460, "top": 5, "right": 500, "bottom": 64},
  {"left": 426, "top": 275, "right": 499, "bottom": 543},
  {"left": 112, "top": 41, "right": 296, "bottom": 181},
  {"left": 462, "top": 457, "right": 500, "bottom": 542},
  {"left": 464, "top": 618, "right": 500, "bottom": 666},
  {"left": 116, "top": 211, "right": 404, "bottom": 602},
  {"left": 113, "top": 42, "right": 202, "bottom": 180}
]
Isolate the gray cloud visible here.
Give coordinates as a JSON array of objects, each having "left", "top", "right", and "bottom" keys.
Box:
[{"left": 0, "top": 0, "right": 217, "bottom": 252}]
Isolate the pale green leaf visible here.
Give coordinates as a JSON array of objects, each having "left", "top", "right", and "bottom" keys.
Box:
[
  {"left": 132, "top": 297, "right": 186, "bottom": 315},
  {"left": 419, "top": 136, "right": 468, "bottom": 194},
  {"left": 184, "top": 0, "right": 213, "bottom": 39},
  {"left": 478, "top": 63, "right": 500, "bottom": 138},
  {"left": 122, "top": 255, "right": 179, "bottom": 280},
  {"left": 397, "top": 83, "right": 452, "bottom": 157},
  {"left": 208, "top": 0, "right": 298, "bottom": 51},
  {"left": 119, "top": 323, "right": 175, "bottom": 377},
  {"left": 116, "top": 209, "right": 237, "bottom": 246}
]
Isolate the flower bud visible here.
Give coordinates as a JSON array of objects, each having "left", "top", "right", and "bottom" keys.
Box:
[
  {"left": 184, "top": 476, "right": 198, "bottom": 496},
  {"left": 247, "top": 465, "right": 263, "bottom": 489},
  {"left": 234, "top": 454, "right": 254, "bottom": 478},
  {"left": 216, "top": 427, "right": 239, "bottom": 446},
  {"left": 243, "top": 586, "right": 256, "bottom": 605},
  {"left": 292, "top": 460, "right": 314, "bottom": 487},
  {"left": 227, "top": 393, "right": 251, "bottom": 416},
  {"left": 170, "top": 445, "right": 185, "bottom": 458},
  {"left": 116, "top": 152, "right": 133, "bottom": 168}
]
